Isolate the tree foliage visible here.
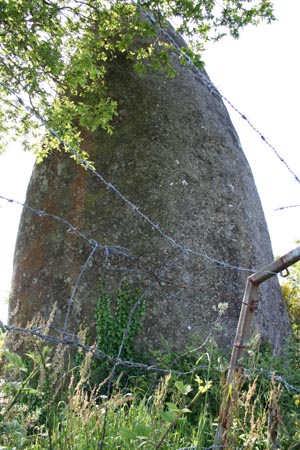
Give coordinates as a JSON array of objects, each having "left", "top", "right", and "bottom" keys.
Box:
[
  {"left": 0, "top": 0, "right": 275, "bottom": 157},
  {"left": 281, "top": 262, "right": 300, "bottom": 340}
]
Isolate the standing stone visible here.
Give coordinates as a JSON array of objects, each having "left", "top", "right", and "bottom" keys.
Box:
[{"left": 8, "top": 30, "right": 289, "bottom": 355}]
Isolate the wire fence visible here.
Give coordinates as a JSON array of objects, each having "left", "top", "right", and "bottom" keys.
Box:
[
  {"left": 0, "top": 7, "right": 300, "bottom": 449},
  {"left": 1, "top": 130, "right": 299, "bottom": 447},
  {"left": 131, "top": 0, "right": 300, "bottom": 186},
  {"left": 2, "top": 321, "right": 300, "bottom": 394}
]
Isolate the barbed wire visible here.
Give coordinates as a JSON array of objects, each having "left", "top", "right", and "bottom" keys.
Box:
[
  {"left": 0, "top": 194, "right": 129, "bottom": 258},
  {"left": 99, "top": 251, "right": 191, "bottom": 448},
  {"left": 0, "top": 83, "right": 286, "bottom": 280},
  {"left": 1, "top": 70, "right": 297, "bottom": 429},
  {"left": 0, "top": 189, "right": 241, "bottom": 292},
  {"left": 0, "top": 192, "right": 138, "bottom": 333},
  {"left": 1, "top": 189, "right": 277, "bottom": 356},
  {"left": 2, "top": 323, "right": 299, "bottom": 395},
  {"left": 99, "top": 283, "right": 153, "bottom": 448},
  {"left": 0, "top": 7, "right": 297, "bottom": 283},
  {"left": 63, "top": 243, "right": 99, "bottom": 334},
  {"left": 275, "top": 204, "right": 300, "bottom": 211},
  {"left": 0, "top": 8, "right": 299, "bottom": 449},
  {"left": 2, "top": 189, "right": 290, "bottom": 361},
  {"left": 1, "top": 11, "right": 299, "bottom": 448},
  {"left": 0, "top": 193, "right": 193, "bottom": 287},
  {"left": 178, "top": 446, "right": 230, "bottom": 450},
  {"left": 131, "top": 0, "right": 300, "bottom": 187},
  {"left": 0, "top": 38, "right": 297, "bottom": 367},
  {"left": 2, "top": 185, "right": 293, "bottom": 410}
]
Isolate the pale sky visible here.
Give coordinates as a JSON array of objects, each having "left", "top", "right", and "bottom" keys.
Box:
[
  {"left": 205, "top": 0, "right": 300, "bottom": 255},
  {"left": 0, "top": 0, "right": 299, "bottom": 323}
]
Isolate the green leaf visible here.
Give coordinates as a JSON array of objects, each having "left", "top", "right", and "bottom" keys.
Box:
[
  {"left": 160, "top": 410, "right": 177, "bottom": 423},
  {"left": 0, "top": 0, "right": 276, "bottom": 163},
  {"left": 3, "top": 351, "right": 27, "bottom": 372},
  {"left": 174, "top": 380, "right": 193, "bottom": 395},
  {"left": 135, "top": 423, "right": 152, "bottom": 437},
  {"left": 22, "top": 387, "right": 41, "bottom": 395},
  {"left": 180, "top": 407, "right": 192, "bottom": 413},
  {"left": 166, "top": 402, "right": 180, "bottom": 412},
  {"left": 120, "top": 428, "right": 137, "bottom": 440}
]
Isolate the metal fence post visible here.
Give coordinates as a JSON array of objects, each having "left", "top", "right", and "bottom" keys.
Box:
[{"left": 215, "top": 246, "right": 300, "bottom": 448}]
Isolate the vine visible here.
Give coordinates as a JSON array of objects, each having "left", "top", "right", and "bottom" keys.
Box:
[{"left": 95, "top": 279, "right": 145, "bottom": 362}]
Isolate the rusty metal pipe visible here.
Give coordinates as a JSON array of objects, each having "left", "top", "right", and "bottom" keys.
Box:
[
  {"left": 215, "top": 246, "right": 300, "bottom": 448},
  {"left": 250, "top": 246, "right": 300, "bottom": 285}
]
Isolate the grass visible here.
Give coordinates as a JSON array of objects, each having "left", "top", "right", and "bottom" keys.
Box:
[{"left": 0, "top": 331, "right": 299, "bottom": 449}]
